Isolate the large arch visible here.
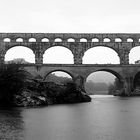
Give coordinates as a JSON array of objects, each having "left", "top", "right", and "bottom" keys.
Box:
[
  {"left": 84, "top": 69, "right": 124, "bottom": 95},
  {"left": 5, "top": 46, "right": 35, "bottom": 63},
  {"left": 129, "top": 46, "right": 140, "bottom": 64},
  {"left": 43, "top": 46, "right": 74, "bottom": 64},
  {"left": 83, "top": 46, "right": 120, "bottom": 64}
]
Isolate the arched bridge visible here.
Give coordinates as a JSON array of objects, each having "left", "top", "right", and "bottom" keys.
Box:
[{"left": 1, "top": 33, "right": 140, "bottom": 95}]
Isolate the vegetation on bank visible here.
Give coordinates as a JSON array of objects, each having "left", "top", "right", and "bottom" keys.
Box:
[{"left": 0, "top": 64, "right": 91, "bottom": 107}]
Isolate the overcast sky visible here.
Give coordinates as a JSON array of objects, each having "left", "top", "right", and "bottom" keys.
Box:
[{"left": 0, "top": 0, "right": 140, "bottom": 33}]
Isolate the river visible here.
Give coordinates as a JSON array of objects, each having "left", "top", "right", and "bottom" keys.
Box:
[{"left": 1, "top": 95, "right": 140, "bottom": 140}]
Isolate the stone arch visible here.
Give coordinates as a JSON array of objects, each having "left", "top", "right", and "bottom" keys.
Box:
[
  {"left": 103, "top": 38, "right": 111, "bottom": 42},
  {"left": 16, "top": 38, "right": 24, "bottom": 42},
  {"left": 127, "top": 38, "right": 133, "bottom": 42},
  {"left": 115, "top": 38, "right": 122, "bottom": 42},
  {"left": 92, "top": 38, "right": 99, "bottom": 42},
  {"left": 5, "top": 46, "right": 35, "bottom": 63},
  {"left": 80, "top": 38, "right": 87, "bottom": 42},
  {"left": 67, "top": 38, "right": 75, "bottom": 42},
  {"left": 43, "top": 46, "right": 74, "bottom": 64},
  {"left": 3, "top": 38, "right": 11, "bottom": 42},
  {"left": 85, "top": 69, "right": 123, "bottom": 83},
  {"left": 43, "top": 70, "right": 74, "bottom": 81},
  {"left": 83, "top": 46, "right": 120, "bottom": 64},
  {"left": 84, "top": 69, "right": 124, "bottom": 94},
  {"left": 54, "top": 38, "right": 62, "bottom": 42},
  {"left": 28, "top": 38, "right": 36, "bottom": 42},
  {"left": 129, "top": 46, "right": 140, "bottom": 64},
  {"left": 41, "top": 38, "right": 49, "bottom": 42}
]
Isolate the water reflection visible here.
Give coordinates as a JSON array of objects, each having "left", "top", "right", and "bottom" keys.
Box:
[
  {"left": 1, "top": 96, "right": 140, "bottom": 140},
  {"left": 0, "top": 107, "right": 24, "bottom": 140}
]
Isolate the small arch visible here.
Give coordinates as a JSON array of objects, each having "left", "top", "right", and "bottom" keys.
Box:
[
  {"left": 127, "top": 38, "right": 133, "bottom": 42},
  {"left": 54, "top": 38, "right": 62, "bottom": 42},
  {"left": 41, "top": 38, "right": 49, "bottom": 42},
  {"left": 129, "top": 46, "right": 140, "bottom": 64},
  {"left": 138, "top": 38, "right": 140, "bottom": 42},
  {"left": 80, "top": 38, "right": 87, "bottom": 42},
  {"left": 67, "top": 38, "right": 75, "bottom": 42},
  {"left": 3, "top": 38, "right": 11, "bottom": 42},
  {"left": 92, "top": 38, "right": 99, "bottom": 42},
  {"left": 115, "top": 38, "right": 122, "bottom": 42},
  {"left": 44, "top": 70, "right": 74, "bottom": 83},
  {"left": 103, "top": 38, "right": 111, "bottom": 42},
  {"left": 28, "top": 38, "right": 36, "bottom": 42},
  {"left": 16, "top": 38, "right": 23, "bottom": 42}
]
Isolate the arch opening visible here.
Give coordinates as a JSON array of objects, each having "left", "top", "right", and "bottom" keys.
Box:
[
  {"left": 44, "top": 71, "right": 73, "bottom": 85},
  {"left": 103, "top": 38, "right": 111, "bottom": 42},
  {"left": 115, "top": 38, "right": 122, "bottom": 42},
  {"left": 129, "top": 46, "right": 140, "bottom": 64},
  {"left": 92, "top": 38, "right": 99, "bottom": 42},
  {"left": 83, "top": 46, "right": 120, "bottom": 64},
  {"left": 3, "top": 38, "right": 11, "bottom": 42},
  {"left": 80, "top": 38, "right": 87, "bottom": 42},
  {"left": 54, "top": 38, "right": 62, "bottom": 42},
  {"left": 5, "top": 46, "right": 35, "bottom": 63},
  {"left": 29, "top": 38, "right": 36, "bottom": 42},
  {"left": 67, "top": 38, "right": 75, "bottom": 42},
  {"left": 85, "top": 70, "right": 123, "bottom": 95},
  {"left": 43, "top": 46, "right": 74, "bottom": 64},
  {"left": 16, "top": 38, "right": 23, "bottom": 42},
  {"left": 41, "top": 38, "right": 49, "bottom": 42}
]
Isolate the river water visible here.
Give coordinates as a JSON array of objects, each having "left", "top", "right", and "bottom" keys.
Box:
[{"left": 1, "top": 95, "right": 140, "bottom": 140}]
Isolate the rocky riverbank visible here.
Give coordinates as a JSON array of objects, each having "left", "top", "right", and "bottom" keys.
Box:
[{"left": 13, "top": 80, "right": 91, "bottom": 107}]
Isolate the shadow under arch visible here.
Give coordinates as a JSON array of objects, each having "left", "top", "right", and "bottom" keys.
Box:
[
  {"left": 5, "top": 46, "right": 35, "bottom": 63},
  {"left": 133, "top": 71, "right": 140, "bottom": 89},
  {"left": 43, "top": 46, "right": 74, "bottom": 64},
  {"left": 43, "top": 70, "right": 74, "bottom": 82},
  {"left": 83, "top": 46, "right": 120, "bottom": 64}
]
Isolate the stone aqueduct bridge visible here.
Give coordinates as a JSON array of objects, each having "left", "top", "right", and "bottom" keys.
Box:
[{"left": 1, "top": 33, "right": 140, "bottom": 95}]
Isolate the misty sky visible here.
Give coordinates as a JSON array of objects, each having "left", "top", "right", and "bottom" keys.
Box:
[{"left": 2, "top": 0, "right": 140, "bottom": 83}]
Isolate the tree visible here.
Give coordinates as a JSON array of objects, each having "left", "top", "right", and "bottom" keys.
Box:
[{"left": 0, "top": 64, "right": 28, "bottom": 106}]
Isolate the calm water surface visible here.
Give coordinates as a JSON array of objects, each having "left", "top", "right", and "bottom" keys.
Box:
[{"left": 1, "top": 95, "right": 140, "bottom": 140}]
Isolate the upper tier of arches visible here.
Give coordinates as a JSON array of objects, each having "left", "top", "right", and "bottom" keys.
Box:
[{"left": 1, "top": 33, "right": 140, "bottom": 43}]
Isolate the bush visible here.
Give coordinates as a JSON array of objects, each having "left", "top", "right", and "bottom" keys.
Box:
[{"left": 0, "top": 64, "right": 28, "bottom": 106}]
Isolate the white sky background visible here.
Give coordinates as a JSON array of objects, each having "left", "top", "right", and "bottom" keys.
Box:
[{"left": 2, "top": 0, "right": 140, "bottom": 83}]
